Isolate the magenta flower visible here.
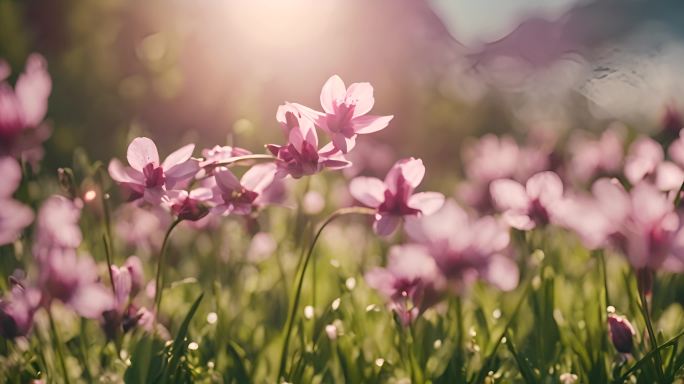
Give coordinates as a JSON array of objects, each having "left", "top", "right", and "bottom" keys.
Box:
[
  {"left": 405, "top": 200, "right": 518, "bottom": 292},
  {"left": 365, "top": 244, "right": 444, "bottom": 326},
  {"left": 162, "top": 188, "right": 212, "bottom": 221},
  {"left": 267, "top": 104, "right": 350, "bottom": 179},
  {"left": 200, "top": 145, "right": 252, "bottom": 172},
  {"left": 589, "top": 179, "right": 684, "bottom": 275},
  {"left": 608, "top": 313, "right": 636, "bottom": 354},
  {"left": 102, "top": 256, "right": 148, "bottom": 338},
  {"left": 0, "top": 54, "right": 52, "bottom": 163},
  {"left": 624, "top": 136, "right": 663, "bottom": 185},
  {"left": 315, "top": 75, "right": 393, "bottom": 153},
  {"left": 349, "top": 157, "right": 445, "bottom": 236},
  {"left": 0, "top": 157, "right": 33, "bottom": 245},
  {"left": 490, "top": 171, "right": 564, "bottom": 230},
  {"left": 211, "top": 163, "right": 278, "bottom": 215},
  {"left": 0, "top": 284, "right": 41, "bottom": 339},
  {"left": 108, "top": 137, "right": 200, "bottom": 204}
]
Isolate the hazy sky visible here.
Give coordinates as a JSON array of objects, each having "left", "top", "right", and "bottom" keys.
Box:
[{"left": 430, "top": 0, "right": 581, "bottom": 46}]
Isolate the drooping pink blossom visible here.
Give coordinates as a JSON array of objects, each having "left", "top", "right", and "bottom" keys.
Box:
[
  {"left": 405, "top": 200, "right": 518, "bottom": 293},
  {"left": 624, "top": 136, "right": 663, "bottom": 185},
  {"left": 0, "top": 157, "right": 33, "bottom": 245},
  {"left": 211, "top": 163, "right": 278, "bottom": 216},
  {"left": 0, "top": 284, "right": 41, "bottom": 339},
  {"left": 267, "top": 104, "right": 350, "bottom": 179},
  {"left": 365, "top": 244, "right": 444, "bottom": 326},
  {"left": 349, "top": 157, "right": 445, "bottom": 236},
  {"left": 108, "top": 137, "right": 200, "bottom": 204},
  {"left": 102, "top": 256, "right": 150, "bottom": 338},
  {"left": 0, "top": 54, "right": 52, "bottom": 164},
  {"left": 490, "top": 171, "right": 564, "bottom": 230},
  {"left": 315, "top": 75, "right": 393, "bottom": 154},
  {"left": 162, "top": 188, "right": 212, "bottom": 221}
]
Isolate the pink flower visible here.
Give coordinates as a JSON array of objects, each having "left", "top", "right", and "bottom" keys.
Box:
[
  {"left": 405, "top": 200, "right": 518, "bottom": 292},
  {"left": 200, "top": 145, "right": 252, "bottom": 172},
  {"left": 669, "top": 129, "right": 684, "bottom": 168},
  {"left": 0, "top": 284, "right": 41, "bottom": 339},
  {"left": 0, "top": 54, "right": 52, "bottom": 163},
  {"left": 349, "top": 158, "right": 445, "bottom": 236},
  {"left": 33, "top": 195, "right": 82, "bottom": 262},
  {"left": 315, "top": 75, "right": 393, "bottom": 153},
  {"left": 108, "top": 137, "right": 199, "bottom": 204},
  {"left": 267, "top": 104, "right": 350, "bottom": 179},
  {"left": 0, "top": 157, "right": 33, "bottom": 245},
  {"left": 490, "top": 171, "right": 564, "bottom": 230},
  {"left": 589, "top": 179, "right": 684, "bottom": 274},
  {"left": 365, "top": 244, "right": 444, "bottom": 326},
  {"left": 211, "top": 163, "right": 278, "bottom": 215},
  {"left": 568, "top": 126, "right": 624, "bottom": 183},
  {"left": 608, "top": 313, "right": 636, "bottom": 354},
  {"left": 102, "top": 256, "right": 148, "bottom": 338},
  {"left": 162, "top": 188, "right": 212, "bottom": 221},
  {"left": 624, "top": 136, "right": 663, "bottom": 185}
]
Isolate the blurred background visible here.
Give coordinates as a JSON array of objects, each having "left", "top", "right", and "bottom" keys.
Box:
[{"left": 2, "top": 0, "right": 684, "bottom": 175}]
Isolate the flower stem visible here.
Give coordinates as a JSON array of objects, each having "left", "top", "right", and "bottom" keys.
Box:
[
  {"left": 48, "top": 308, "right": 71, "bottom": 384},
  {"left": 276, "top": 207, "right": 375, "bottom": 381},
  {"left": 154, "top": 218, "right": 183, "bottom": 317},
  {"left": 637, "top": 281, "right": 665, "bottom": 382}
]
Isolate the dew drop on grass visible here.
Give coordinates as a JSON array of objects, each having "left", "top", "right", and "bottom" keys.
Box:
[
  {"left": 207, "top": 312, "right": 218, "bottom": 324},
  {"left": 492, "top": 309, "right": 502, "bottom": 319},
  {"left": 345, "top": 277, "right": 356, "bottom": 290},
  {"left": 434, "top": 339, "right": 442, "bottom": 349},
  {"left": 304, "top": 305, "right": 314, "bottom": 319},
  {"left": 375, "top": 358, "right": 385, "bottom": 367},
  {"left": 332, "top": 298, "right": 341, "bottom": 310},
  {"left": 607, "top": 305, "right": 616, "bottom": 314},
  {"left": 188, "top": 342, "right": 199, "bottom": 351}
]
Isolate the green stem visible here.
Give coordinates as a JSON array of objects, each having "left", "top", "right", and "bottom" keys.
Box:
[
  {"left": 276, "top": 207, "right": 375, "bottom": 381},
  {"left": 154, "top": 218, "right": 183, "bottom": 316},
  {"left": 638, "top": 284, "right": 666, "bottom": 382},
  {"left": 48, "top": 308, "right": 71, "bottom": 384}
]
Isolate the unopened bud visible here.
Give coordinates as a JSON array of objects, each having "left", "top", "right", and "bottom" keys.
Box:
[{"left": 608, "top": 313, "right": 636, "bottom": 354}]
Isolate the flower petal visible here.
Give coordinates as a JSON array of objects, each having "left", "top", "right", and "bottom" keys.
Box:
[
  {"left": 214, "top": 168, "right": 241, "bottom": 192},
  {"left": 490, "top": 179, "right": 528, "bottom": 211},
  {"left": 14, "top": 54, "right": 51, "bottom": 127},
  {"left": 164, "top": 159, "right": 199, "bottom": 189},
  {"left": 373, "top": 213, "right": 401, "bottom": 236},
  {"left": 525, "top": 171, "right": 563, "bottom": 205},
  {"left": 346, "top": 82, "right": 374, "bottom": 117},
  {"left": 162, "top": 143, "right": 195, "bottom": 169},
  {"left": 0, "top": 156, "right": 21, "bottom": 198},
  {"left": 127, "top": 137, "right": 159, "bottom": 171},
  {"left": 352, "top": 114, "right": 393, "bottom": 134},
  {"left": 408, "top": 192, "right": 445, "bottom": 215},
  {"left": 241, "top": 163, "right": 277, "bottom": 193},
  {"left": 320, "top": 75, "right": 346, "bottom": 114},
  {"left": 108, "top": 158, "right": 143, "bottom": 184},
  {"left": 349, "top": 177, "right": 385, "bottom": 208}
]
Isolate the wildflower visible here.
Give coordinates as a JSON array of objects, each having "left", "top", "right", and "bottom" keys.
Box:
[
  {"left": 103, "top": 256, "right": 149, "bottom": 338},
  {"left": 162, "top": 188, "right": 212, "bottom": 221},
  {"left": 267, "top": 104, "right": 350, "bottom": 178},
  {"left": 211, "top": 163, "right": 278, "bottom": 215},
  {"left": 668, "top": 129, "right": 684, "bottom": 168},
  {"left": 200, "top": 145, "right": 252, "bottom": 172},
  {"left": 0, "top": 284, "right": 41, "bottom": 339},
  {"left": 608, "top": 313, "right": 636, "bottom": 354},
  {"left": 349, "top": 157, "right": 444, "bottom": 236},
  {"left": 108, "top": 137, "right": 199, "bottom": 204},
  {"left": 490, "top": 171, "right": 564, "bottom": 230},
  {"left": 624, "top": 136, "right": 663, "bottom": 185},
  {"left": 365, "top": 244, "right": 444, "bottom": 326},
  {"left": 405, "top": 200, "right": 518, "bottom": 292},
  {"left": 0, "top": 54, "right": 52, "bottom": 164},
  {"left": 0, "top": 157, "right": 33, "bottom": 246},
  {"left": 568, "top": 126, "right": 624, "bottom": 183},
  {"left": 32, "top": 195, "right": 82, "bottom": 262},
  {"left": 315, "top": 75, "right": 393, "bottom": 153}
]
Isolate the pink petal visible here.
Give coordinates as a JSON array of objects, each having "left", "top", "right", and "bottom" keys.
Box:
[
  {"left": 396, "top": 158, "right": 425, "bottom": 189},
  {"left": 408, "top": 192, "right": 445, "bottom": 215},
  {"left": 591, "top": 178, "right": 629, "bottom": 223},
  {"left": 0, "top": 199, "right": 33, "bottom": 245},
  {"left": 373, "top": 213, "right": 401, "bottom": 236},
  {"left": 143, "top": 188, "right": 164, "bottom": 205},
  {"left": 162, "top": 143, "right": 195, "bottom": 169},
  {"left": 346, "top": 82, "right": 374, "bottom": 117},
  {"left": 503, "top": 211, "right": 535, "bottom": 230},
  {"left": 127, "top": 137, "right": 159, "bottom": 171},
  {"left": 364, "top": 268, "right": 395, "bottom": 297},
  {"left": 525, "top": 171, "right": 563, "bottom": 205},
  {"left": 214, "top": 168, "right": 241, "bottom": 192},
  {"left": 669, "top": 132, "right": 684, "bottom": 168},
  {"left": 490, "top": 179, "right": 528, "bottom": 211},
  {"left": 241, "top": 163, "right": 277, "bottom": 193},
  {"left": 404, "top": 200, "right": 469, "bottom": 243},
  {"left": 352, "top": 114, "right": 393, "bottom": 134},
  {"left": 108, "top": 158, "right": 143, "bottom": 184},
  {"left": 331, "top": 133, "right": 349, "bottom": 153},
  {"left": 0, "top": 156, "right": 21, "bottom": 198},
  {"left": 349, "top": 177, "right": 385, "bottom": 208},
  {"left": 164, "top": 159, "right": 199, "bottom": 188},
  {"left": 319, "top": 75, "right": 346, "bottom": 114},
  {"left": 656, "top": 162, "right": 684, "bottom": 191},
  {"left": 485, "top": 255, "right": 519, "bottom": 291},
  {"left": 70, "top": 285, "right": 114, "bottom": 319},
  {"left": 14, "top": 54, "right": 51, "bottom": 127}
]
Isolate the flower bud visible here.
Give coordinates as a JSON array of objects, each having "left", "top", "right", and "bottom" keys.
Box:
[{"left": 608, "top": 313, "right": 636, "bottom": 354}]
